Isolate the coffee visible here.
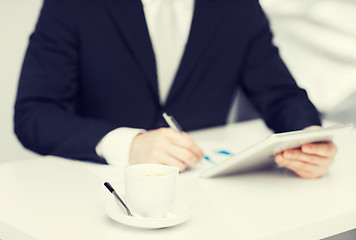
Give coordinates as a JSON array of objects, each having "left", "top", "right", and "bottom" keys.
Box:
[{"left": 140, "top": 173, "right": 165, "bottom": 177}]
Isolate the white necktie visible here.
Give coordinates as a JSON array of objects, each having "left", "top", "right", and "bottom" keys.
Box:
[{"left": 154, "top": 0, "right": 185, "bottom": 104}]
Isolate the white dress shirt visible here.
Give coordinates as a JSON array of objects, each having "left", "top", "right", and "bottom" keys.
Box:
[{"left": 96, "top": 0, "right": 195, "bottom": 168}]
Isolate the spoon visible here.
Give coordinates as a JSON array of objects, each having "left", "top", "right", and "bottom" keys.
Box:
[{"left": 104, "top": 182, "right": 132, "bottom": 216}]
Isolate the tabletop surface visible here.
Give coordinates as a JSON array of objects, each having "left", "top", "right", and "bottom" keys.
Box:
[{"left": 1, "top": 119, "right": 356, "bottom": 240}]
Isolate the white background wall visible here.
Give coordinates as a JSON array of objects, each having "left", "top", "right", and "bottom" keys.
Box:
[
  {"left": 260, "top": 0, "right": 356, "bottom": 115},
  {"left": 0, "top": 0, "right": 42, "bottom": 162}
]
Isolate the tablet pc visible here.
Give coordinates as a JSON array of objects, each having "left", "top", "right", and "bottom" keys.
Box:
[{"left": 199, "top": 123, "right": 353, "bottom": 178}]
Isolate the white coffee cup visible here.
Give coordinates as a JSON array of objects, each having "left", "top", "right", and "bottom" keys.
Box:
[{"left": 124, "top": 164, "right": 179, "bottom": 218}]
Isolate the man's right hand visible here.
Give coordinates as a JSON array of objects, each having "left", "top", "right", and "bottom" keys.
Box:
[{"left": 129, "top": 128, "right": 204, "bottom": 172}]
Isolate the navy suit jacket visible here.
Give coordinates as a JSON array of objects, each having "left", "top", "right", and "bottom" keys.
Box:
[{"left": 15, "top": 0, "right": 321, "bottom": 163}]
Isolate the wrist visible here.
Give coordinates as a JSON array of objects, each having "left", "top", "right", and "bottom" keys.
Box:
[
  {"left": 96, "top": 127, "right": 145, "bottom": 167},
  {"left": 129, "top": 132, "right": 145, "bottom": 165}
]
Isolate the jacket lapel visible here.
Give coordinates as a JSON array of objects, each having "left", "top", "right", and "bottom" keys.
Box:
[
  {"left": 106, "top": 0, "right": 159, "bottom": 103},
  {"left": 166, "top": 0, "right": 222, "bottom": 105}
]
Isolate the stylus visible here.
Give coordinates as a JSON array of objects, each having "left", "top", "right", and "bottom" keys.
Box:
[{"left": 162, "top": 112, "right": 214, "bottom": 163}]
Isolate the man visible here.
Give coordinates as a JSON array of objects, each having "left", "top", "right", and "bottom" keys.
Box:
[{"left": 15, "top": 0, "right": 336, "bottom": 179}]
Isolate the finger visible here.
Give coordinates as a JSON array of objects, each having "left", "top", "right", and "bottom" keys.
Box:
[
  {"left": 303, "top": 125, "right": 321, "bottom": 130},
  {"left": 275, "top": 155, "right": 320, "bottom": 174},
  {"left": 301, "top": 141, "right": 337, "bottom": 157},
  {"left": 282, "top": 149, "right": 323, "bottom": 166},
  {"left": 294, "top": 170, "right": 323, "bottom": 179},
  {"left": 159, "top": 128, "right": 204, "bottom": 159},
  {"left": 155, "top": 152, "right": 187, "bottom": 172},
  {"left": 164, "top": 144, "right": 200, "bottom": 167},
  {"left": 181, "top": 132, "right": 205, "bottom": 158},
  {"left": 275, "top": 155, "right": 329, "bottom": 179},
  {"left": 274, "top": 153, "right": 283, "bottom": 164},
  {"left": 282, "top": 145, "right": 335, "bottom": 167}
]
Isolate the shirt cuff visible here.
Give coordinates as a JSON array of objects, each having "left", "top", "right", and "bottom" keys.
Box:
[{"left": 95, "top": 127, "right": 145, "bottom": 168}]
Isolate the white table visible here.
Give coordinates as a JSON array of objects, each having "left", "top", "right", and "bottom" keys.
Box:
[{"left": 1, "top": 119, "right": 356, "bottom": 240}]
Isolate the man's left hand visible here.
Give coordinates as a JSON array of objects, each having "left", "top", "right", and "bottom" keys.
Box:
[{"left": 275, "top": 128, "right": 337, "bottom": 179}]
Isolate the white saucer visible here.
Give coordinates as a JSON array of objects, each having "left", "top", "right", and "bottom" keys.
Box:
[{"left": 105, "top": 194, "right": 192, "bottom": 229}]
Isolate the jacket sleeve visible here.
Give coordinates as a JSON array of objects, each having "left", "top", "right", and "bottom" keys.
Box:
[
  {"left": 14, "top": 0, "right": 117, "bottom": 163},
  {"left": 240, "top": 0, "right": 321, "bottom": 133}
]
